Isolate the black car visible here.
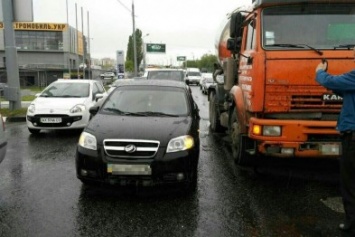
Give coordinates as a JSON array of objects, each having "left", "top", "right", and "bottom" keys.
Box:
[{"left": 76, "top": 80, "right": 200, "bottom": 191}]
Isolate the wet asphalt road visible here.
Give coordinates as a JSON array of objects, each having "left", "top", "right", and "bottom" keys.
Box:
[{"left": 0, "top": 86, "right": 347, "bottom": 237}]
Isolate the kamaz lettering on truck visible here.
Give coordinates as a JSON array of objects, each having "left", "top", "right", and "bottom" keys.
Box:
[{"left": 209, "top": 0, "right": 355, "bottom": 166}]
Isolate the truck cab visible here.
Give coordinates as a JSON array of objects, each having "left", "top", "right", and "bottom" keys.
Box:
[{"left": 210, "top": 0, "right": 355, "bottom": 165}]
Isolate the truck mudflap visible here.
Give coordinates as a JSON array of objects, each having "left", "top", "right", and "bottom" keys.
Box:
[{"left": 248, "top": 117, "right": 341, "bottom": 158}]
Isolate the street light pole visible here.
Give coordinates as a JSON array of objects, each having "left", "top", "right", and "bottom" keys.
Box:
[
  {"left": 2, "top": 0, "right": 21, "bottom": 110},
  {"left": 87, "top": 11, "right": 91, "bottom": 79}
]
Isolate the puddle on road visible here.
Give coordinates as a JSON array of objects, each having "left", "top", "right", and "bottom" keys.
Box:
[{"left": 320, "top": 197, "right": 344, "bottom": 213}]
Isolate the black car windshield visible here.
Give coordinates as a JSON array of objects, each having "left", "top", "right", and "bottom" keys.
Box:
[
  {"left": 102, "top": 86, "right": 189, "bottom": 116},
  {"left": 147, "top": 71, "right": 184, "bottom": 81},
  {"left": 40, "top": 82, "right": 90, "bottom": 98}
]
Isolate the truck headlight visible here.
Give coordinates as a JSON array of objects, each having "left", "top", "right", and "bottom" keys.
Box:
[
  {"left": 167, "top": 135, "right": 194, "bottom": 153},
  {"left": 70, "top": 104, "right": 86, "bottom": 113},
  {"left": 263, "top": 126, "right": 281, "bottom": 136},
  {"left": 78, "top": 132, "right": 97, "bottom": 150}
]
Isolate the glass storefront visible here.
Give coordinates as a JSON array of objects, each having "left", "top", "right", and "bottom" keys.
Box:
[{"left": 15, "top": 31, "right": 63, "bottom": 51}]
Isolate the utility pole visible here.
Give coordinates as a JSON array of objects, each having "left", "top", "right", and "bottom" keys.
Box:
[
  {"left": 81, "top": 7, "right": 85, "bottom": 79},
  {"left": 87, "top": 11, "right": 91, "bottom": 79},
  {"left": 66, "top": 0, "right": 71, "bottom": 77},
  {"left": 2, "top": 0, "right": 21, "bottom": 110},
  {"left": 132, "top": 0, "right": 137, "bottom": 77},
  {"left": 75, "top": 3, "right": 79, "bottom": 78}
]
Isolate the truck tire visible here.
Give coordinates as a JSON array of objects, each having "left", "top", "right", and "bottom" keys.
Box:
[
  {"left": 209, "top": 91, "right": 223, "bottom": 132},
  {"left": 230, "top": 107, "right": 253, "bottom": 166}
]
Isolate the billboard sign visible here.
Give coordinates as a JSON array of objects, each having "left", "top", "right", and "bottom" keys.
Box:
[
  {"left": 116, "top": 50, "right": 125, "bottom": 78},
  {"left": 177, "top": 56, "right": 186, "bottom": 61},
  {"left": 146, "top": 43, "right": 166, "bottom": 53}
]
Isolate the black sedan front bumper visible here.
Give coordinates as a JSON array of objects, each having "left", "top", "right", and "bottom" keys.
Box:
[{"left": 75, "top": 145, "right": 199, "bottom": 186}]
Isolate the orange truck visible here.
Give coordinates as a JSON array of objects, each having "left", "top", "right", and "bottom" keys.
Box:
[{"left": 209, "top": 0, "right": 355, "bottom": 165}]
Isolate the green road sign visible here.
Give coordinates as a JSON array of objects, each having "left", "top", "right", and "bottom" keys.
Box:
[
  {"left": 146, "top": 43, "right": 166, "bottom": 53},
  {"left": 177, "top": 56, "right": 186, "bottom": 61}
]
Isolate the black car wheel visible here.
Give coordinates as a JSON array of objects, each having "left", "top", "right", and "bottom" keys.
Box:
[{"left": 184, "top": 166, "right": 198, "bottom": 193}]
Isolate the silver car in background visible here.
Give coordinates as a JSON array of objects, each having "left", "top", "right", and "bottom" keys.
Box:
[{"left": 200, "top": 73, "right": 214, "bottom": 94}]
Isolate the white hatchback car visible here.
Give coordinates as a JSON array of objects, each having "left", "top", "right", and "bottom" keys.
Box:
[{"left": 26, "top": 79, "right": 106, "bottom": 134}]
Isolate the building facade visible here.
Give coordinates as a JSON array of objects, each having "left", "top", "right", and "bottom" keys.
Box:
[{"left": 0, "top": 0, "right": 100, "bottom": 87}]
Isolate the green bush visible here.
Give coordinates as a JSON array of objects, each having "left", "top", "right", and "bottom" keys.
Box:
[{"left": 0, "top": 108, "right": 27, "bottom": 117}]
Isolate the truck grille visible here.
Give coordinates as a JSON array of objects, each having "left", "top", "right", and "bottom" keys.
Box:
[
  {"left": 103, "top": 139, "right": 160, "bottom": 159},
  {"left": 265, "top": 85, "right": 342, "bottom": 112},
  {"left": 290, "top": 95, "right": 342, "bottom": 111}
]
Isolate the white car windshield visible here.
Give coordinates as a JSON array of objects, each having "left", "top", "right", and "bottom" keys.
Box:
[{"left": 40, "top": 82, "right": 90, "bottom": 98}]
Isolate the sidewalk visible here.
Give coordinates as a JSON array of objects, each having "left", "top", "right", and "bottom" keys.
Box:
[
  {"left": 0, "top": 101, "right": 31, "bottom": 109},
  {"left": 1, "top": 101, "right": 30, "bottom": 123}
]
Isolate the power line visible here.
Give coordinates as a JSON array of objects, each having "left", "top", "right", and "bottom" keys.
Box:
[{"left": 115, "top": 0, "right": 131, "bottom": 13}]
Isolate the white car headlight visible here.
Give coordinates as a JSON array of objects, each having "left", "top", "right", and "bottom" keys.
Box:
[
  {"left": 262, "top": 126, "right": 281, "bottom": 136},
  {"left": 70, "top": 104, "right": 86, "bottom": 113},
  {"left": 167, "top": 135, "right": 194, "bottom": 153},
  {"left": 27, "top": 104, "right": 35, "bottom": 114},
  {"left": 78, "top": 132, "right": 97, "bottom": 150}
]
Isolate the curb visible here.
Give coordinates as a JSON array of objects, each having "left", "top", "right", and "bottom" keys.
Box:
[{"left": 4, "top": 116, "right": 26, "bottom": 123}]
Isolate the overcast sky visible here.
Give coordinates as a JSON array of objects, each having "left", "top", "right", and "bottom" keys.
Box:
[{"left": 32, "top": 0, "right": 252, "bottom": 65}]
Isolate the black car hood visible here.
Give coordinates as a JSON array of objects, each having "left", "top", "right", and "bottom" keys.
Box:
[{"left": 86, "top": 114, "right": 192, "bottom": 146}]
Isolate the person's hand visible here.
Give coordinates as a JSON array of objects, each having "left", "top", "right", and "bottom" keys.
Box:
[{"left": 316, "top": 62, "right": 327, "bottom": 73}]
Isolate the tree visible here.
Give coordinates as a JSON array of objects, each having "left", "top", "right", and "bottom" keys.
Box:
[
  {"left": 198, "top": 54, "right": 218, "bottom": 72},
  {"left": 182, "top": 54, "right": 218, "bottom": 72},
  {"left": 125, "top": 60, "right": 133, "bottom": 72},
  {"left": 126, "top": 28, "right": 143, "bottom": 73}
]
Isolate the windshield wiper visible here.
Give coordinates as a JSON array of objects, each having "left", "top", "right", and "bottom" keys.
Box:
[
  {"left": 266, "top": 43, "right": 323, "bottom": 55},
  {"left": 135, "top": 111, "right": 179, "bottom": 117},
  {"left": 61, "top": 95, "right": 83, "bottom": 98},
  {"left": 334, "top": 44, "right": 355, "bottom": 50},
  {"left": 103, "top": 108, "right": 147, "bottom": 116}
]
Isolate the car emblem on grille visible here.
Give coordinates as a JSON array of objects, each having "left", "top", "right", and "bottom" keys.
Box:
[
  {"left": 50, "top": 109, "right": 54, "bottom": 113},
  {"left": 322, "top": 94, "right": 343, "bottom": 101},
  {"left": 124, "top": 144, "right": 137, "bottom": 153}
]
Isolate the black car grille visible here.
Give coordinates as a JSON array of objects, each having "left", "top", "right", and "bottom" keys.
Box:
[
  {"left": 27, "top": 114, "right": 82, "bottom": 127},
  {"left": 103, "top": 139, "right": 160, "bottom": 159}
]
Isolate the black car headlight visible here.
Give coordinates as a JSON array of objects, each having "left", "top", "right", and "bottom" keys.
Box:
[
  {"left": 166, "top": 135, "right": 194, "bottom": 153},
  {"left": 78, "top": 132, "right": 97, "bottom": 150}
]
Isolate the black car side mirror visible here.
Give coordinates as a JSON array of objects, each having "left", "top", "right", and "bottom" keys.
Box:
[{"left": 89, "top": 106, "right": 100, "bottom": 116}]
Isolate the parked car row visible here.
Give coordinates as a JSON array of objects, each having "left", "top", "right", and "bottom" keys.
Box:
[{"left": 25, "top": 77, "right": 200, "bottom": 193}]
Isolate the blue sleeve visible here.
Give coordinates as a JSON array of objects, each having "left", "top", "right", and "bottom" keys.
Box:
[{"left": 316, "top": 70, "right": 355, "bottom": 91}]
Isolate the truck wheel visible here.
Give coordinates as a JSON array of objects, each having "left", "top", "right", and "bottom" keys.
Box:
[
  {"left": 230, "top": 107, "right": 253, "bottom": 166},
  {"left": 209, "top": 91, "right": 223, "bottom": 132}
]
